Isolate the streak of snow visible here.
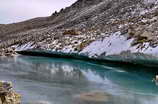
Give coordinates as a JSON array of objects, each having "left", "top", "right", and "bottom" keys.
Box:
[{"left": 15, "top": 42, "right": 35, "bottom": 51}]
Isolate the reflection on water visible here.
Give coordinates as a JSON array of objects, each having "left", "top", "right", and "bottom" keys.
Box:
[{"left": 0, "top": 56, "right": 158, "bottom": 104}]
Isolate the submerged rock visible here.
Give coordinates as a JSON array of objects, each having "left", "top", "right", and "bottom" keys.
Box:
[
  {"left": 75, "top": 91, "right": 111, "bottom": 103},
  {"left": 0, "top": 81, "right": 21, "bottom": 104}
]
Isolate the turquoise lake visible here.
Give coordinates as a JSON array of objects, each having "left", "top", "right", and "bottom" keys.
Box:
[{"left": 0, "top": 56, "right": 158, "bottom": 104}]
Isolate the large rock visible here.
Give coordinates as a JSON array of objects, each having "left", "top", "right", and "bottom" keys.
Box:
[{"left": 0, "top": 81, "right": 21, "bottom": 104}]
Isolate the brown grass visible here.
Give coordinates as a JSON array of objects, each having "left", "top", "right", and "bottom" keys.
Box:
[{"left": 63, "top": 29, "right": 79, "bottom": 35}]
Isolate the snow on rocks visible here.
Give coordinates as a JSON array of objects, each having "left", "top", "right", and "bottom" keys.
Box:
[
  {"left": 81, "top": 32, "right": 135, "bottom": 57},
  {"left": 81, "top": 31, "right": 158, "bottom": 58},
  {"left": 142, "top": 43, "right": 158, "bottom": 56},
  {"left": 15, "top": 42, "right": 35, "bottom": 51},
  {"left": 12, "top": 30, "right": 158, "bottom": 59}
]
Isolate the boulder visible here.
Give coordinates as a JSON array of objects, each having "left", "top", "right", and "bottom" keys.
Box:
[
  {"left": 140, "top": 31, "right": 153, "bottom": 41},
  {"left": 0, "top": 81, "right": 21, "bottom": 104}
]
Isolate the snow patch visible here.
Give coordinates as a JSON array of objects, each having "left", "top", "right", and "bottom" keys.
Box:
[
  {"left": 143, "top": 43, "right": 158, "bottom": 56},
  {"left": 81, "top": 32, "right": 137, "bottom": 57},
  {"left": 81, "top": 32, "right": 158, "bottom": 57}
]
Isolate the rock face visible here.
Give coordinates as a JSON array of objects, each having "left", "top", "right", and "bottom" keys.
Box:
[{"left": 0, "top": 81, "right": 21, "bottom": 104}]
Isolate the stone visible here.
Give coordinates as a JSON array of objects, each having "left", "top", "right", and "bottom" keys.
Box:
[
  {"left": 0, "top": 81, "right": 21, "bottom": 104},
  {"left": 0, "top": 81, "right": 12, "bottom": 95},
  {"left": 156, "top": 75, "right": 158, "bottom": 81},
  {"left": 0, "top": 47, "right": 16, "bottom": 57},
  {"left": 140, "top": 31, "right": 153, "bottom": 41},
  {"left": 128, "top": 28, "right": 135, "bottom": 36},
  {"left": 3, "top": 91, "right": 21, "bottom": 104}
]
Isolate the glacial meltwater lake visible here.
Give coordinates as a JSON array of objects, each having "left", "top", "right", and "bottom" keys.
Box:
[{"left": 0, "top": 56, "right": 158, "bottom": 104}]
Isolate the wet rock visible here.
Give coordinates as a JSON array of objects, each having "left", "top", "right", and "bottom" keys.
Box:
[{"left": 0, "top": 81, "right": 21, "bottom": 104}]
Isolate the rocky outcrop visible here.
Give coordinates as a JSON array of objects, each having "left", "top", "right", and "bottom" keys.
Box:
[{"left": 0, "top": 81, "right": 21, "bottom": 104}]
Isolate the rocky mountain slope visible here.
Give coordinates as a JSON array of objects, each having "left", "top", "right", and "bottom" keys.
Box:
[{"left": 0, "top": 0, "right": 158, "bottom": 59}]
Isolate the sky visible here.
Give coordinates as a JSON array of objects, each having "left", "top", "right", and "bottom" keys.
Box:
[{"left": 0, "top": 0, "right": 77, "bottom": 24}]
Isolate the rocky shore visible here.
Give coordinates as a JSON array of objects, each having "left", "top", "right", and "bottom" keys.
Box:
[
  {"left": 0, "top": 48, "right": 17, "bottom": 57},
  {"left": 0, "top": 81, "right": 21, "bottom": 104}
]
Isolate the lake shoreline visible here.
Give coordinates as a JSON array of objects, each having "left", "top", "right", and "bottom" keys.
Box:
[{"left": 16, "top": 49, "right": 158, "bottom": 71}]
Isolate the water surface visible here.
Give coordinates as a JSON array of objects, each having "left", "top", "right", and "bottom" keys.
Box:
[{"left": 0, "top": 56, "right": 158, "bottom": 104}]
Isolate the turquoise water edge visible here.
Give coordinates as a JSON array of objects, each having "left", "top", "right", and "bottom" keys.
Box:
[{"left": 0, "top": 54, "right": 158, "bottom": 104}]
